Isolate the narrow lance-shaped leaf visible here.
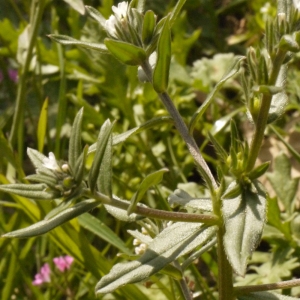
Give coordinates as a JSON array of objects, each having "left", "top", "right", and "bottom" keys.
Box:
[
  {"left": 127, "top": 168, "right": 168, "bottom": 215},
  {"left": 222, "top": 180, "right": 267, "bottom": 276},
  {"left": 169, "top": 0, "right": 186, "bottom": 27},
  {"left": 0, "top": 183, "right": 58, "bottom": 200},
  {"left": 88, "top": 120, "right": 115, "bottom": 193},
  {"left": 48, "top": 34, "right": 109, "bottom": 53},
  {"left": 68, "top": 108, "right": 84, "bottom": 172},
  {"left": 153, "top": 17, "right": 171, "bottom": 93},
  {"left": 104, "top": 39, "right": 146, "bottom": 65},
  {"left": 2, "top": 199, "right": 99, "bottom": 238},
  {"left": 37, "top": 98, "right": 48, "bottom": 152},
  {"left": 85, "top": 5, "right": 106, "bottom": 27},
  {"left": 189, "top": 56, "right": 244, "bottom": 134},
  {"left": 97, "top": 125, "right": 112, "bottom": 197},
  {"left": 95, "top": 223, "right": 216, "bottom": 294}
]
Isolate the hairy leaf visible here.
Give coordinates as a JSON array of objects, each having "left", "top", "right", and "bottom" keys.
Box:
[
  {"left": 153, "top": 18, "right": 171, "bottom": 93},
  {"left": 69, "top": 108, "right": 83, "bottom": 172},
  {"left": 95, "top": 223, "right": 216, "bottom": 294},
  {"left": 222, "top": 180, "right": 267, "bottom": 276},
  {"left": 2, "top": 199, "right": 99, "bottom": 238},
  {"left": 85, "top": 5, "right": 106, "bottom": 27},
  {"left": 104, "top": 39, "right": 146, "bottom": 65},
  {"left": 48, "top": 34, "right": 108, "bottom": 53}
]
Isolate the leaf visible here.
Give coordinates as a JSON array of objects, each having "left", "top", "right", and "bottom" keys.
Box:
[
  {"left": 27, "top": 147, "right": 47, "bottom": 170},
  {"left": 238, "top": 291, "right": 300, "bottom": 300},
  {"left": 37, "top": 98, "right": 48, "bottom": 152},
  {"left": 85, "top": 5, "right": 106, "bottom": 27},
  {"left": 142, "top": 10, "right": 156, "bottom": 45},
  {"left": 48, "top": 34, "right": 109, "bottom": 53},
  {"left": 95, "top": 223, "right": 216, "bottom": 294},
  {"left": 88, "top": 116, "right": 173, "bottom": 154},
  {"left": 248, "top": 162, "right": 270, "bottom": 180},
  {"left": 104, "top": 39, "right": 146, "bottom": 65},
  {"left": 2, "top": 199, "right": 100, "bottom": 238},
  {"left": 222, "top": 180, "right": 267, "bottom": 276},
  {"left": 169, "top": 0, "right": 186, "bottom": 27},
  {"left": 153, "top": 18, "right": 171, "bottom": 93},
  {"left": 127, "top": 168, "right": 168, "bottom": 215},
  {"left": 62, "top": 0, "right": 85, "bottom": 14},
  {"left": 68, "top": 108, "right": 83, "bottom": 172},
  {"left": 189, "top": 56, "right": 244, "bottom": 134},
  {"left": 0, "top": 183, "right": 58, "bottom": 200},
  {"left": 266, "top": 152, "right": 299, "bottom": 215},
  {"left": 88, "top": 119, "right": 115, "bottom": 193},
  {"left": 168, "top": 189, "right": 212, "bottom": 211},
  {"left": 97, "top": 124, "right": 112, "bottom": 197}
]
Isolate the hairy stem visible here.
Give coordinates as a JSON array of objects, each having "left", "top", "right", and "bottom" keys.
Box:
[
  {"left": 246, "top": 49, "right": 287, "bottom": 172},
  {"left": 234, "top": 278, "right": 300, "bottom": 295},
  {"left": 84, "top": 189, "right": 219, "bottom": 225},
  {"left": 140, "top": 61, "right": 218, "bottom": 193}
]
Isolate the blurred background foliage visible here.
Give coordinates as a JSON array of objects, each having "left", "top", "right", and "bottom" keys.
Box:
[{"left": 1, "top": 0, "right": 300, "bottom": 299}]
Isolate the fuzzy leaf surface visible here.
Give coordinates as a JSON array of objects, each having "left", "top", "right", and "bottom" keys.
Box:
[
  {"left": 68, "top": 108, "right": 83, "bottom": 172},
  {"left": 95, "top": 223, "right": 216, "bottom": 294},
  {"left": 48, "top": 34, "right": 108, "bottom": 53},
  {"left": 2, "top": 199, "right": 99, "bottom": 238},
  {"left": 267, "top": 152, "right": 299, "bottom": 215},
  {"left": 104, "top": 39, "right": 146, "bottom": 65},
  {"left": 153, "top": 18, "right": 171, "bottom": 93},
  {"left": 222, "top": 180, "right": 267, "bottom": 276}
]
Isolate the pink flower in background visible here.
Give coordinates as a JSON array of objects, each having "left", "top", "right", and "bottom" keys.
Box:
[
  {"left": 32, "top": 263, "right": 51, "bottom": 286},
  {"left": 53, "top": 255, "right": 74, "bottom": 272},
  {"left": 0, "top": 69, "right": 18, "bottom": 83}
]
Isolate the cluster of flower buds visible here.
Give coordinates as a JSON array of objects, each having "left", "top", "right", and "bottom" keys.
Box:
[{"left": 133, "top": 226, "right": 149, "bottom": 255}]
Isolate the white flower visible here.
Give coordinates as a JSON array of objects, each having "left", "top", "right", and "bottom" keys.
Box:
[
  {"left": 112, "top": 2, "right": 128, "bottom": 20},
  {"left": 42, "top": 152, "right": 61, "bottom": 171},
  {"left": 105, "top": 1, "right": 129, "bottom": 38},
  {"left": 294, "top": 0, "right": 300, "bottom": 10}
]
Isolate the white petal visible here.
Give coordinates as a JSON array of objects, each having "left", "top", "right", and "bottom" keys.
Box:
[
  {"left": 43, "top": 152, "right": 60, "bottom": 170},
  {"left": 112, "top": 1, "right": 128, "bottom": 19}
]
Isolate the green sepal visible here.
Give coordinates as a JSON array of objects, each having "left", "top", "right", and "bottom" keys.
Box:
[
  {"left": 2, "top": 199, "right": 99, "bottom": 238},
  {"left": 25, "top": 174, "right": 58, "bottom": 189},
  {"left": 74, "top": 144, "right": 88, "bottom": 184},
  {"left": 104, "top": 39, "right": 146, "bottom": 65},
  {"left": 248, "top": 161, "right": 270, "bottom": 180},
  {"left": 221, "top": 181, "right": 241, "bottom": 199},
  {"left": 129, "top": 0, "right": 146, "bottom": 13},
  {"left": 85, "top": 5, "right": 106, "bottom": 27},
  {"left": 222, "top": 180, "right": 267, "bottom": 276},
  {"left": 153, "top": 17, "right": 171, "bottom": 93},
  {"left": 0, "top": 183, "right": 59, "bottom": 200},
  {"left": 127, "top": 168, "right": 168, "bottom": 215},
  {"left": 142, "top": 10, "right": 156, "bottom": 45},
  {"left": 68, "top": 108, "right": 84, "bottom": 172},
  {"left": 48, "top": 34, "right": 109, "bottom": 53},
  {"left": 88, "top": 119, "right": 115, "bottom": 193}
]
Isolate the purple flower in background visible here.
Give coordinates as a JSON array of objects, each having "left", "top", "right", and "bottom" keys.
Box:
[
  {"left": 53, "top": 255, "right": 74, "bottom": 272},
  {"left": 32, "top": 263, "right": 51, "bottom": 286},
  {"left": 0, "top": 69, "right": 18, "bottom": 83}
]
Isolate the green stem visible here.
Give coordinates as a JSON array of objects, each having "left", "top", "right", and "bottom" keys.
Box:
[
  {"left": 9, "top": 0, "right": 46, "bottom": 149},
  {"left": 234, "top": 278, "right": 300, "bottom": 295},
  {"left": 246, "top": 49, "right": 287, "bottom": 172},
  {"left": 85, "top": 189, "right": 219, "bottom": 225},
  {"left": 141, "top": 61, "right": 218, "bottom": 192},
  {"left": 217, "top": 227, "right": 234, "bottom": 300}
]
